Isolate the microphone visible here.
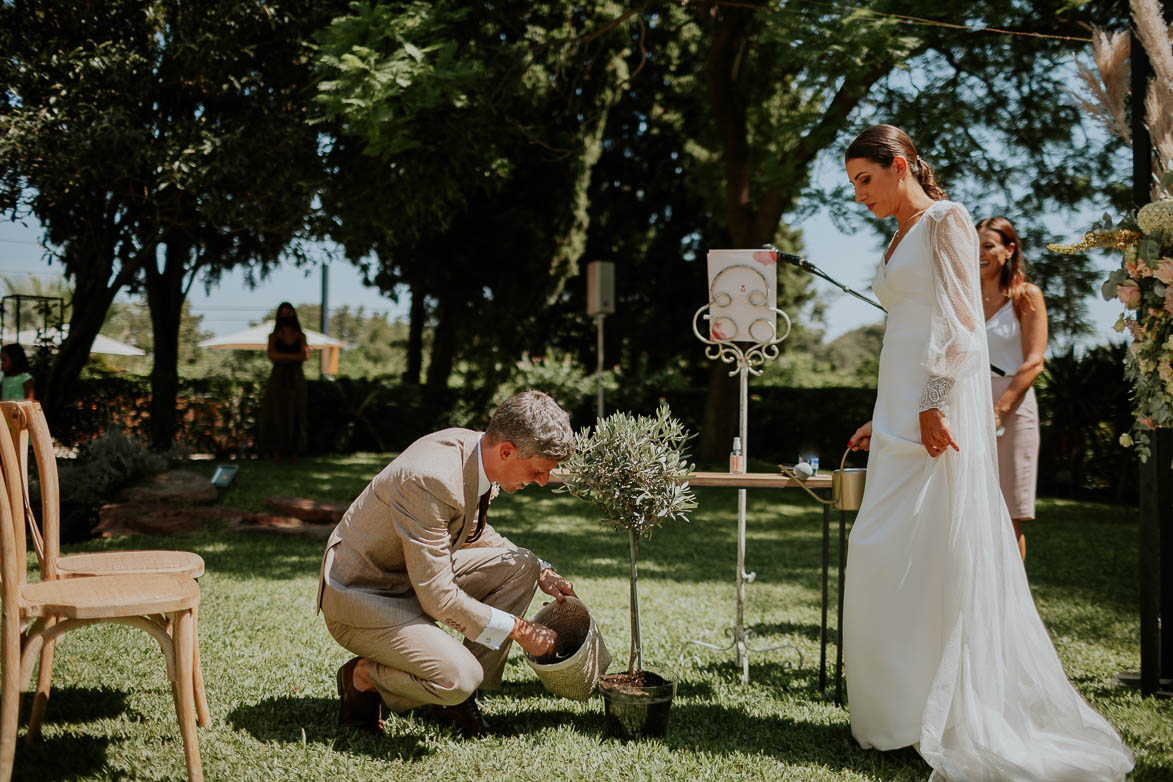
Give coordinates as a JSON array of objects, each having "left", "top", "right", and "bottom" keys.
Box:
[{"left": 773, "top": 250, "right": 818, "bottom": 273}]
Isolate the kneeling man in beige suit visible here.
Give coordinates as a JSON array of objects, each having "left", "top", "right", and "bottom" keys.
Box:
[{"left": 318, "top": 390, "right": 577, "bottom": 737}]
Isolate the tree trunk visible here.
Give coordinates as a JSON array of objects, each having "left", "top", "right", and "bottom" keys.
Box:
[
  {"left": 41, "top": 287, "right": 119, "bottom": 431},
  {"left": 41, "top": 231, "right": 150, "bottom": 433},
  {"left": 628, "top": 529, "right": 642, "bottom": 674},
  {"left": 699, "top": 364, "right": 739, "bottom": 461},
  {"left": 698, "top": 3, "right": 756, "bottom": 460},
  {"left": 404, "top": 283, "right": 426, "bottom": 385},
  {"left": 425, "top": 295, "right": 456, "bottom": 387},
  {"left": 144, "top": 238, "right": 189, "bottom": 451},
  {"left": 697, "top": 3, "right": 888, "bottom": 460}
]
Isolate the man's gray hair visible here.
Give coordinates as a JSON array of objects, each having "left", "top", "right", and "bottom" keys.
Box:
[{"left": 485, "top": 390, "right": 575, "bottom": 461}]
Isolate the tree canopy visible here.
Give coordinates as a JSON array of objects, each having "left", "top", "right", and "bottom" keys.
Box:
[
  {"left": 0, "top": 0, "right": 341, "bottom": 443},
  {"left": 2, "top": 0, "right": 1133, "bottom": 453},
  {"left": 311, "top": 0, "right": 1129, "bottom": 454}
]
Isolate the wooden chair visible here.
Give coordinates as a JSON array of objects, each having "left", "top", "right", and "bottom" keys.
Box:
[
  {"left": 0, "top": 405, "right": 203, "bottom": 782},
  {"left": 0, "top": 401, "right": 211, "bottom": 731}
]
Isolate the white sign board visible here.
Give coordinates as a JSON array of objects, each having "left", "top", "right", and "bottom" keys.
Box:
[{"left": 705, "top": 249, "right": 778, "bottom": 343}]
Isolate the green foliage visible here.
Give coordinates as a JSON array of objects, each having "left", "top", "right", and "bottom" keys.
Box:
[
  {"left": 55, "top": 429, "right": 171, "bottom": 507},
  {"left": 489, "top": 349, "right": 618, "bottom": 423},
  {"left": 1036, "top": 343, "right": 1137, "bottom": 499},
  {"left": 50, "top": 373, "right": 262, "bottom": 459},
  {"left": 96, "top": 296, "right": 217, "bottom": 377},
  {"left": 557, "top": 404, "right": 697, "bottom": 537},
  {"left": 0, "top": 0, "right": 347, "bottom": 442},
  {"left": 763, "top": 323, "right": 883, "bottom": 388},
  {"left": 314, "top": 1, "right": 478, "bottom": 157}
]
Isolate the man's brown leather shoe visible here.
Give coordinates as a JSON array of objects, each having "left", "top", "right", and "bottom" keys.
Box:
[
  {"left": 427, "top": 694, "right": 493, "bottom": 738},
  {"left": 336, "top": 657, "right": 383, "bottom": 733}
]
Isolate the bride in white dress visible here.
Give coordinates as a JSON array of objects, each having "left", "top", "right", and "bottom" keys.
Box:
[{"left": 840, "top": 124, "right": 1134, "bottom": 781}]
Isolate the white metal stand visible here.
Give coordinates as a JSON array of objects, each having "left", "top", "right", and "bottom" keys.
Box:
[{"left": 684, "top": 264, "right": 797, "bottom": 684}]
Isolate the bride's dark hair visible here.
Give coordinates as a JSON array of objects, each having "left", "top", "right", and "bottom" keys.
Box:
[{"left": 845, "top": 124, "right": 947, "bottom": 201}]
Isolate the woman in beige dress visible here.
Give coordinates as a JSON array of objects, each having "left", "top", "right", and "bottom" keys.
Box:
[{"left": 977, "top": 217, "right": 1047, "bottom": 562}]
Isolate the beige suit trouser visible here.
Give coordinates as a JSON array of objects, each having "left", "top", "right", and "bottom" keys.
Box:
[{"left": 325, "top": 546, "right": 539, "bottom": 713}]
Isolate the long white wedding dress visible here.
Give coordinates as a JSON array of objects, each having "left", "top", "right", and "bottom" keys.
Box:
[{"left": 843, "top": 199, "right": 1134, "bottom": 781}]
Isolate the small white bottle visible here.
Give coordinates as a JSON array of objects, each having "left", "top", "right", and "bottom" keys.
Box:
[{"left": 730, "top": 436, "right": 746, "bottom": 474}]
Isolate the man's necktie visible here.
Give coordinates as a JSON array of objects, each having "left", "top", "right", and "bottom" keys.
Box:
[{"left": 465, "top": 490, "right": 489, "bottom": 544}]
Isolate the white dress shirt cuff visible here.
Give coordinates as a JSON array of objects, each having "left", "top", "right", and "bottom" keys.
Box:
[
  {"left": 474, "top": 607, "right": 515, "bottom": 650},
  {"left": 538, "top": 558, "right": 552, "bottom": 573}
]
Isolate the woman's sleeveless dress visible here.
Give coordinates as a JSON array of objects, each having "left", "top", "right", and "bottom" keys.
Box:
[
  {"left": 258, "top": 333, "right": 307, "bottom": 456},
  {"left": 842, "top": 200, "right": 1132, "bottom": 781},
  {"left": 986, "top": 301, "right": 1039, "bottom": 519}
]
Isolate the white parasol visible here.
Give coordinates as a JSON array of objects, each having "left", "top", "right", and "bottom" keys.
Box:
[
  {"left": 198, "top": 321, "right": 344, "bottom": 374},
  {"left": 5, "top": 326, "right": 146, "bottom": 357}
]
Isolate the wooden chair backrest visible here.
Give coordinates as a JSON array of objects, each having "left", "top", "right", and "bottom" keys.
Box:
[
  {"left": 0, "top": 402, "right": 58, "bottom": 580},
  {"left": 0, "top": 406, "right": 27, "bottom": 603}
]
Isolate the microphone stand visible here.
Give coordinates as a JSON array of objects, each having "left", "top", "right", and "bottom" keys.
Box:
[
  {"left": 764, "top": 245, "right": 1006, "bottom": 376},
  {"left": 762, "top": 244, "right": 885, "bottom": 313}
]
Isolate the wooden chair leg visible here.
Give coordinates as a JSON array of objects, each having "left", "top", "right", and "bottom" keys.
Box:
[
  {"left": 1, "top": 625, "right": 22, "bottom": 782},
  {"left": 25, "top": 633, "right": 55, "bottom": 742},
  {"left": 192, "top": 605, "right": 210, "bottom": 728},
  {"left": 171, "top": 610, "right": 203, "bottom": 782}
]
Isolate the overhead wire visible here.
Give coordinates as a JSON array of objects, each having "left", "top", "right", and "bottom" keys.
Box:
[{"left": 679, "top": 0, "right": 1094, "bottom": 43}]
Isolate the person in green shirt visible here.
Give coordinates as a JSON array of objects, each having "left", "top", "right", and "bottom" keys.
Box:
[{"left": 0, "top": 344, "right": 34, "bottom": 401}]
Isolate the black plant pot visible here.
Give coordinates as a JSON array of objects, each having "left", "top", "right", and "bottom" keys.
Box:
[{"left": 599, "top": 670, "right": 675, "bottom": 740}]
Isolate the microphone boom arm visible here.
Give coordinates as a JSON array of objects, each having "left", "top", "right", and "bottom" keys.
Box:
[
  {"left": 801, "top": 259, "right": 887, "bottom": 313},
  {"left": 764, "top": 245, "right": 886, "bottom": 313}
]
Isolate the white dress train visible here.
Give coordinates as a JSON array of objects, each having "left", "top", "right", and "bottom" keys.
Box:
[{"left": 842, "top": 200, "right": 1134, "bottom": 781}]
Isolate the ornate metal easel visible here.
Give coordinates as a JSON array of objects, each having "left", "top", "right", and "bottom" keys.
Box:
[{"left": 683, "top": 260, "right": 800, "bottom": 685}]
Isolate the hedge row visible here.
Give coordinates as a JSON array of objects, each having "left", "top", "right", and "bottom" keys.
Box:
[{"left": 56, "top": 363, "right": 1135, "bottom": 501}]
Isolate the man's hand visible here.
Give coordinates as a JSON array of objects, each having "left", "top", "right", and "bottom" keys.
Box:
[
  {"left": 537, "top": 568, "right": 577, "bottom": 604},
  {"left": 510, "top": 616, "right": 557, "bottom": 657}
]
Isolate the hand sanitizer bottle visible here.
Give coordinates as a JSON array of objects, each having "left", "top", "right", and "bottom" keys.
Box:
[{"left": 730, "top": 437, "right": 746, "bottom": 474}]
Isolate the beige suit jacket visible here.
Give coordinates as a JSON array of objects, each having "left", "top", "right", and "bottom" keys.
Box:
[{"left": 317, "top": 428, "right": 518, "bottom": 640}]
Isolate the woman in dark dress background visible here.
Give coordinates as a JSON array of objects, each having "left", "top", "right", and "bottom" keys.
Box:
[{"left": 258, "top": 302, "right": 309, "bottom": 461}]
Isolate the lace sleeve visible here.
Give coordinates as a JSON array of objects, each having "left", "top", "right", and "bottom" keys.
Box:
[
  {"left": 919, "top": 202, "right": 983, "bottom": 412},
  {"left": 918, "top": 375, "right": 956, "bottom": 413}
]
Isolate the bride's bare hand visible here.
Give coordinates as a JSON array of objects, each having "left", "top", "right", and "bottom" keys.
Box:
[
  {"left": 848, "top": 421, "right": 873, "bottom": 451},
  {"left": 919, "top": 408, "right": 959, "bottom": 457}
]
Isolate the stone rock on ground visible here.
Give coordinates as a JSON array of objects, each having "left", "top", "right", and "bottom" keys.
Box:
[
  {"left": 228, "top": 514, "right": 336, "bottom": 539},
  {"left": 117, "top": 469, "right": 218, "bottom": 504},
  {"left": 96, "top": 503, "right": 250, "bottom": 538},
  {"left": 264, "top": 495, "right": 348, "bottom": 523},
  {"left": 93, "top": 486, "right": 343, "bottom": 539}
]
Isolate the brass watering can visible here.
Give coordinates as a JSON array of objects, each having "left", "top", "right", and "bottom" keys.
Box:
[{"left": 779, "top": 447, "right": 866, "bottom": 511}]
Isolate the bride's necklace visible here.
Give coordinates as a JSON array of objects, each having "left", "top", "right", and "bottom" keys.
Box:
[{"left": 893, "top": 207, "right": 928, "bottom": 243}]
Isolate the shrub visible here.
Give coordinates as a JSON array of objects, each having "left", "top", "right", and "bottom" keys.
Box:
[{"left": 54, "top": 429, "right": 171, "bottom": 507}]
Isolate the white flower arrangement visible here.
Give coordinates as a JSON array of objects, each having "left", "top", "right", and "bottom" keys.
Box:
[
  {"left": 1139, "top": 199, "right": 1173, "bottom": 234},
  {"left": 1052, "top": 191, "right": 1173, "bottom": 461}
]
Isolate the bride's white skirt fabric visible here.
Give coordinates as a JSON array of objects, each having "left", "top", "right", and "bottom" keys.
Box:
[{"left": 844, "top": 201, "right": 1133, "bottom": 781}]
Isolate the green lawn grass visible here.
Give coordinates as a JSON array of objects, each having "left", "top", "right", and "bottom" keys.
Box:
[{"left": 13, "top": 456, "right": 1173, "bottom": 780}]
